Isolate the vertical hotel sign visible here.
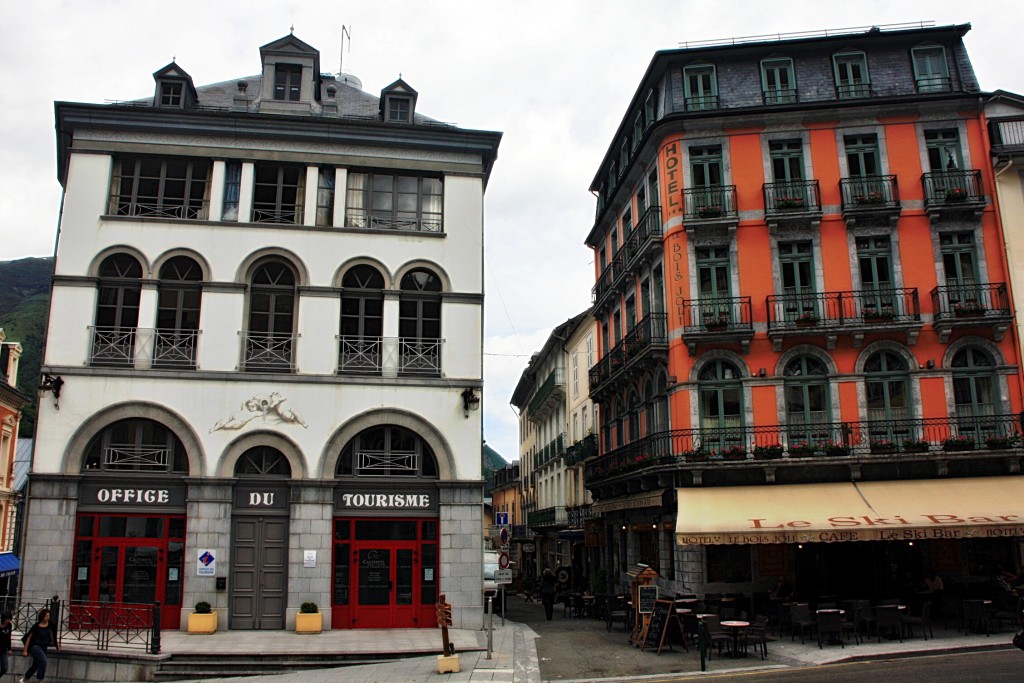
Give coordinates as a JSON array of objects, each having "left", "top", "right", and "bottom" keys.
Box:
[{"left": 660, "top": 136, "right": 688, "bottom": 332}]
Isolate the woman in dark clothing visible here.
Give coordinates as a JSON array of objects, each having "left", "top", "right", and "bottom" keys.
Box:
[
  {"left": 540, "top": 568, "right": 558, "bottom": 621},
  {"left": 22, "top": 608, "right": 58, "bottom": 682},
  {"left": 0, "top": 611, "right": 11, "bottom": 678}
]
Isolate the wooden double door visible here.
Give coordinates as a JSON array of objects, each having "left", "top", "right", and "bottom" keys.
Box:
[{"left": 230, "top": 515, "right": 288, "bottom": 629}]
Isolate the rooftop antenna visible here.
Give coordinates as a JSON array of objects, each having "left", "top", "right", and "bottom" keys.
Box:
[{"left": 339, "top": 25, "right": 352, "bottom": 75}]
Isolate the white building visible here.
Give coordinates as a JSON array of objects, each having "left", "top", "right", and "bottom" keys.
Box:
[{"left": 26, "top": 34, "right": 501, "bottom": 631}]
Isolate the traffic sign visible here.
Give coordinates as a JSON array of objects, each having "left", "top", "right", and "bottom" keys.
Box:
[
  {"left": 498, "top": 552, "right": 510, "bottom": 569},
  {"left": 498, "top": 527, "right": 509, "bottom": 545},
  {"left": 495, "top": 512, "right": 509, "bottom": 526},
  {"left": 494, "top": 569, "right": 513, "bottom": 584}
]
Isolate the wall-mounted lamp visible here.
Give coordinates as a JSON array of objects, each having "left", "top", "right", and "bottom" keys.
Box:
[
  {"left": 39, "top": 374, "right": 64, "bottom": 410},
  {"left": 461, "top": 387, "right": 481, "bottom": 416},
  {"left": 926, "top": 360, "right": 935, "bottom": 369},
  {"left": 758, "top": 368, "right": 767, "bottom": 378}
]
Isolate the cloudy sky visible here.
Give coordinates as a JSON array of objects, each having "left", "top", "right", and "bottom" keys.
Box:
[{"left": 2, "top": 1, "right": 1021, "bottom": 461}]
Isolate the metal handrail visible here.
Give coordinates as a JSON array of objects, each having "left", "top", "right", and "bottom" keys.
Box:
[
  {"left": 839, "top": 175, "right": 900, "bottom": 210},
  {"left": 763, "top": 180, "right": 821, "bottom": 213},
  {"left": 243, "top": 332, "right": 297, "bottom": 372},
  {"left": 89, "top": 326, "right": 137, "bottom": 367},
  {"left": 921, "top": 170, "right": 983, "bottom": 206},
  {"left": 398, "top": 337, "right": 443, "bottom": 375},
  {"left": 3, "top": 595, "right": 161, "bottom": 653},
  {"left": 683, "top": 186, "right": 737, "bottom": 220},
  {"left": 337, "top": 335, "right": 383, "bottom": 374},
  {"left": 931, "top": 283, "right": 1011, "bottom": 321},
  {"left": 766, "top": 288, "right": 920, "bottom": 330}
]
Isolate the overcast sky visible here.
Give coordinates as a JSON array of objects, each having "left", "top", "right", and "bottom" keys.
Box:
[{"left": 2, "top": 1, "right": 1022, "bottom": 462}]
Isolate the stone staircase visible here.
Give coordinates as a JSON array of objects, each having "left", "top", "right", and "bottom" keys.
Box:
[{"left": 153, "top": 652, "right": 406, "bottom": 681}]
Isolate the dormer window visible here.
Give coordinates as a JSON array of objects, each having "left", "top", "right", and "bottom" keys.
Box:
[
  {"left": 274, "top": 64, "right": 303, "bottom": 101},
  {"left": 388, "top": 97, "right": 411, "bottom": 122},
  {"left": 160, "top": 82, "right": 183, "bottom": 107}
]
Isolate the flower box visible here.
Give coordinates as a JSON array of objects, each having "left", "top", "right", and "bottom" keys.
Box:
[
  {"left": 942, "top": 437, "right": 975, "bottom": 452},
  {"left": 788, "top": 445, "right": 816, "bottom": 458},
  {"left": 296, "top": 601, "right": 322, "bottom": 634},
  {"left": 719, "top": 446, "right": 748, "bottom": 461},
  {"left": 188, "top": 601, "right": 217, "bottom": 634},
  {"left": 698, "top": 205, "right": 725, "bottom": 219},
  {"left": 901, "top": 441, "right": 930, "bottom": 453},
  {"left": 776, "top": 197, "right": 806, "bottom": 210},
  {"left": 953, "top": 303, "right": 986, "bottom": 318},
  {"left": 794, "top": 315, "right": 819, "bottom": 328},
  {"left": 863, "top": 308, "right": 896, "bottom": 323},
  {"left": 854, "top": 192, "right": 886, "bottom": 206},
  {"left": 984, "top": 435, "right": 1020, "bottom": 450},
  {"left": 869, "top": 442, "right": 898, "bottom": 455},
  {"left": 683, "top": 449, "right": 708, "bottom": 462},
  {"left": 753, "top": 444, "right": 784, "bottom": 460},
  {"left": 944, "top": 187, "right": 969, "bottom": 203},
  {"left": 823, "top": 444, "right": 851, "bottom": 457}
]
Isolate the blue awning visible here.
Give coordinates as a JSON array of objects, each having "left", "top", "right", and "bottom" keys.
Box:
[{"left": 0, "top": 553, "right": 20, "bottom": 578}]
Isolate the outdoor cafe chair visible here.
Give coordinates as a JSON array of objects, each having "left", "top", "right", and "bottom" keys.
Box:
[
  {"left": 816, "top": 609, "right": 844, "bottom": 648},
  {"left": 901, "top": 601, "right": 932, "bottom": 640},
  {"left": 790, "top": 603, "right": 817, "bottom": 644},
  {"left": 743, "top": 615, "right": 769, "bottom": 660},
  {"left": 875, "top": 605, "right": 904, "bottom": 642}
]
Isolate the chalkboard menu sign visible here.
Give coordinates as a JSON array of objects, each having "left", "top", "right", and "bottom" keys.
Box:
[
  {"left": 637, "top": 585, "right": 658, "bottom": 613},
  {"left": 640, "top": 599, "right": 676, "bottom": 654}
]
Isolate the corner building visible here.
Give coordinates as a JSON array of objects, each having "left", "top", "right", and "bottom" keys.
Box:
[
  {"left": 584, "top": 23, "right": 1024, "bottom": 601},
  {"left": 27, "top": 34, "right": 500, "bottom": 631}
]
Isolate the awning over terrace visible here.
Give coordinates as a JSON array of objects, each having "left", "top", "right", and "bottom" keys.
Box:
[
  {"left": 592, "top": 489, "right": 666, "bottom": 515},
  {"left": 676, "top": 477, "right": 1024, "bottom": 545}
]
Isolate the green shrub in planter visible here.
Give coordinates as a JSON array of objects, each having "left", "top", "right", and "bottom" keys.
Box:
[
  {"left": 194, "top": 601, "right": 212, "bottom": 614},
  {"left": 300, "top": 601, "right": 319, "bottom": 614}
]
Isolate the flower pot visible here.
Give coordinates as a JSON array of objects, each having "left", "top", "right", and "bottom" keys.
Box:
[
  {"left": 901, "top": 443, "right": 929, "bottom": 453},
  {"left": 789, "top": 448, "right": 815, "bottom": 458},
  {"left": 705, "top": 322, "right": 728, "bottom": 332},
  {"left": 188, "top": 611, "right": 217, "bottom": 634},
  {"left": 795, "top": 318, "right": 818, "bottom": 328},
  {"left": 753, "top": 447, "right": 783, "bottom": 460},
  {"left": 870, "top": 444, "right": 898, "bottom": 455},
  {"left": 954, "top": 309, "right": 986, "bottom": 318},
  {"left": 296, "top": 611, "right": 322, "bottom": 633}
]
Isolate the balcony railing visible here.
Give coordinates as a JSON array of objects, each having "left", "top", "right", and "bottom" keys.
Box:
[
  {"left": 836, "top": 83, "right": 872, "bottom": 100},
  {"left": 338, "top": 335, "right": 383, "bottom": 374},
  {"left": 763, "top": 88, "right": 798, "bottom": 105},
  {"left": 916, "top": 76, "right": 952, "bottom": 93},
  {"left": 90, "top": 326, "right": 137, "bottom": 367},
  {"left": 567, "top": 505, "right": 593, "bottom": 528},
  {"left": 922, "top": 170, "right": 983, "bottom": 206},
  {"left": 763, "top": 180, "right": 821, "bottom": 215},
  {"left": 766, "top": 288, "right": 920, "bottom": 331},
  {"left": 931, "top": 283, "right": 1011, "bottom": 322},
  {"left": 686, "top": 95, "right": 719, "bottom": 111},
  {"left": 537, "top": 432, "right": 567, "bottom": 467},
  {"left": 621, "top": 207, "right": 663, "bottom": 270},
  {"left": 592, "top": 249, "right": 626, "bottom": 305},
  {"left": 683, "top": 186, "right": 738, "bottom": 221},
  {"left": 527, "top": 367, "right": 566, "bottom": 416},
  {"left": 589, "top": 313, "right": 667, "bottom": 393},
  {"left": 530, "top": 506, "right": 568, "bottom": 528},
  {"left": 585, "top": 413, "right": 1024, "bottom": 484},
  {"left": 110, "top": 197, "right": 209, "bottom": 221},
  {"left": 251, "top": 206, "right": 300, "bottom": 224},
  {"left": 565, "top": 434, "right": 598, "bottom": 466},
  {"left": 399, "top": 337, "right": 442, "bottom": 376},
  {"left": 243, "top": 332, "right": 296, "bottom": 372},
  {"left": 681, "top": 296, "right": 753, "bottom": 333},
  {"left": 153, "top": 329, "right": 198, "bottom": 368},
  {"left": 840, "top": 176, "right": 900, "bottom": 211}
]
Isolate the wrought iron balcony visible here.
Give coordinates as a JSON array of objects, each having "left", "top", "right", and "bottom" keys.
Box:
[
  {"left": 990, "top": 117, "right": 1024, "bottom": 153},
  {"left": 243, "top": 332, "right": 296, "bottom": 372},
  {"left": 527, "top": 368, "right": 566, "bottom": 420},
  {"left": 679, "top": 297, "right": 753, "bottom": 355},
  {"left": 922, "top": 170, "right": 984, "bottom": 209},
  {"left": 839, "top": 176, "right": 900, "bottom": 218},
  {"left": 536, "top": 432, "right": 567, "bottom": 468},
  {"left": 110, "top": 197, "right": 209, "bottom": 221},
  {"left": 564, "top": 434, "right": 598, "bottom": 466},
  {"left": 152, "top": 329, "right": 199, "bottom": 369},
  {"left": 338, "top": 335, "right": 383, "bottom": 375},
  {"left": 683, "top": 186, "right": 738, "bottom": 224},
  {"left": 686, "top": 95, "right": 719, "bottom": 111},
  {"left": 763, "top": 180, "right": 821, "bottom": 218},
  {"left": 89, "top": 326, "right": 137, "bottom": 367},
  {"left": 251, "top": 206, "right": 300, "bottom": 224},
  {"left": 592, "top": 249, "right": 626, "bottom": 306},
  {"left": 530, "top": 506, "right": 568, "bottom": 529},
  {"left": 916, "top": 76, "right": 952, "bottom": 94},
  {"left": 511, "top": 525, "right": 530, "bottom": 540},
  {"left": 766, "top": 288, "right": 921, "bottom": 349},
  {"left": 763, "top": 88, "right": 798, "bottom": 105},
  {"left": 589, "top": 313, "right": 668, "bottom": 397},
  {"left": 621, "top": 207, "right": 663, "bottom": 271},
  {"left": 836, "top": 83, "right": 873, "bottom": 100},
  {"left": 567, "top": 505, "right": 593, "bottom": 528},
  {"left": 930, "top": 283, "right": 1012, "bottom": 342},
  {"left": 399, "top": 337, "right": 442, "bottom": 376},
  {"left": 585, "top": 413, "right": 1024, "bottom": 486}
]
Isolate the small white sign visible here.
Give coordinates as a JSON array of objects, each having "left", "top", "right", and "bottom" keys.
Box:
[
  {"left": 304, "top": 550, "right": 317, "bottom": 568},
  {"left": 425, "top": 567, "right": 434, "bottom": 581},
  {"left": 168, "top": 568, "right": 179, "bottom": 582},
  {"left": 197, "top": 549, "right": 216, "bottom": 576},
  {"left": 494, "top": 569, "right": 513, "bottom": 584},
  {"left": 77, "top": 566, "right": 88, "bottom": 581}
]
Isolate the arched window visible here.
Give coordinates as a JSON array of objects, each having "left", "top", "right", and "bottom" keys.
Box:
[
  {"left": 399, "top": 268, "right": 442, "bottom": 375},
  {"left": 951, "top": 347, "right": 998, "bottom": 440},
  {"left": 83, "top": 418, "right": 188, "bottom": 473},
  {"left": 784, "top": 355, "right": 830, "bottom": 442},
  {"left": 92, "top": 254, "right": 143, "bottom": 366},
  {"left": 339, "top": 265, "right": 385, "bottom": 374},
  {"left": 864, "top": 351, "right": 911, "bottom": 442},
  {"left": 336, "top": 425, "right": 438, "bottom": 478},
  {"left": 698, "top": 360, "right": 743, "bottom": 450},
  {"left": 245, "top": 259, "right": 296, "bottom": 372},
  {"left": 156, "top": 256, "right": 202, "bottom": 368},
  {"left": 234, "top": 446, "right": 291, "bottom": 477}
]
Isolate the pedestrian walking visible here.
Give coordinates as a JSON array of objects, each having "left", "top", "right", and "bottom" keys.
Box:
[
  {"left": 20, "top": 608, "right": 58, "bottom": 683},
  {"left": 0, "top": 611, "right": 12, "bottom": 677},
  {"left": 540, "top": 568, "right": 558, "bottom": 621}
]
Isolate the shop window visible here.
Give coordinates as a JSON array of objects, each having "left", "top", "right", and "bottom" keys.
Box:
[{"left": 707, "top": 545, "right": 752, "bottom": 583}]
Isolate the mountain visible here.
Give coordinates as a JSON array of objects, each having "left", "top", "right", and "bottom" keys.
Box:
[
  {"left": 0, "top": 257, "right": 53, "bottom": 436},
  {"left": 483, "top": 442, "right": 509, "bottom": 488}
]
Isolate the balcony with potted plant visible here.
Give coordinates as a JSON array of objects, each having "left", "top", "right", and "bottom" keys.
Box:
[
  {"left": 922, "top": 169, "right": 985, "bottom": 220},
  {"left": 930, "top": 283, "right": 1012, "bottom": 342},
  {"left": 763, "top": 180, "right": 822, "bottom": 227},
  {"left": 680, "top": 297, "right": 753, "bottom": 355},
  {"left": 683, "top": 186, "right": 738, "bottom": 233},
  {"left": 839, "top": 176, "right": 901, "bottom": 225}
]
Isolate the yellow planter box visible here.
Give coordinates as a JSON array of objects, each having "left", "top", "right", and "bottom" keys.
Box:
[
  {"left": 295, "top": 611, "right": 322, "bottom": 634},
  {"left": 187, "top": 612, "right": 217, "bottom": 634}
]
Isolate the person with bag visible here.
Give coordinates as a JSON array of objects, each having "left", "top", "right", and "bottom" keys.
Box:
[{"left": 20, "top": 608, "right": 58, "bottom": 683}]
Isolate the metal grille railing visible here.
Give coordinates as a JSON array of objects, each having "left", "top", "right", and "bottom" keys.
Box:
[
  {"left": 763, "top": 180, "right": 821, "bottom": 213},
  {"left": 89, "top": 327, "right": 137, "bottom": 367},
  {"left": 922, "top": 170, "right": 983, "bottom": 206},
  {"left": 4, "top": 595, "right": 161, "bottom": 653},
  {"left": 356, "top": 450, "right": 420, "bottom": 474},
  {"left": 683, "top": 186, "right": 737, "bottom": 220},
  {"left": 399, "top": 338, "right": 442, "bottom": 375},
  {"left": 840, "top": 175, "right": 900, "bottom": 210},
  {"left": 243, "top": 332, "right": 296, "bottom": 372},
  {"left": 251, "top": 207, "right": 300, "bottom": 224},
  {"left": 931, "top": 283, "right": 1011, "bottom": 321},
  {"left": 766, "top": 288, "right": 920, "bottom": 330},
  {"left": 103, "top": 447, "right": 170, "bottom": 471},
  {"left": 337, "top": 336, "right": 383, "bottom": 374},
  {"left": 916, "top": 76, "right": 952, "bottom": 93},
  {"left": 763, "top": 88, "right": 798, "bottom": 105},
  {"left": 680, "top": 296, "right": 753, "bottom": 332},
  {"left": 685, "top": 95, "right": 719, "bottom": 111},
  {"left": 589, "top": 313, "right": 668, "bottom": 393},
  {"left": 152, "top": 329, "right": 198, "bottom": 368},
  {"left": 111, "top": 198, "right": 208, "bottom": 221}
]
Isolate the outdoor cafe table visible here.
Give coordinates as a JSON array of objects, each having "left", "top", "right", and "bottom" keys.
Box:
[
  {"left": 816, "top": 609, "right": 845, "bottom": 644},
  {"left": 720, "top": 620, "right": 750, "bottom": 657}
]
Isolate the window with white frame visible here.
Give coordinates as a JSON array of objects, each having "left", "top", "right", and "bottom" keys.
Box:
[
  {"left": 252, "top": 163, "right": 304, "bottom": 224},
  {"left": 111, "top": 156, "right": 211, "bottom": 220},
  {"left": 345, "top": 172, "right": 443, "bottom": 232}
]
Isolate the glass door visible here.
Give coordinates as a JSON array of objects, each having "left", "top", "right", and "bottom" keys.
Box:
[
  {"left": 778, "top": 241, "right": 817, "bottom": 322},
  {"left": 857, "top": 236, "right": 894, "bottom": 316},
  {"left": 696, "top": 246, "right": 731, "bottom": 327}
]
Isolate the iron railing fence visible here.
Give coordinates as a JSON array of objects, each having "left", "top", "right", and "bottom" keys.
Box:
[
  {"left": 89, "top": 326, "right": 137, "bottom": 367},
  {"left": 763, "top": 179, "right": 820, "bottom": 213},
  {"left": 683, "top": 186, "right": 738, "bottom": 220},
  {"left": 337, "top": 335, "right": 383, "bottom": 374},
  {"left": 243, "top": 332, "right": 297, "bottom": 372},
  {"left": 585, "top": 413, "right": 1024, "bottom": 483},
  {"left": 1, "top": 595, "right": 161, "bottom": 654},
  {"left": 930, "top": 283, "right": 1011, "bottom": 321},
  {"left": 839, "top": 175, "right": 900, "bottom": 210},
  {"left": 921, "top": 170, "right": 983, "bottom": 206},
  {"left": 766, "top": 288, "right": 920, "bottom": 330},
  {"left": 680, "top": 296, "right": 753, "bottom": 332}
]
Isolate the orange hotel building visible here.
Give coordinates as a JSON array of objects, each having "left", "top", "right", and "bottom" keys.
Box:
[{"left": 583, "top": 22, "right": 1024, "bottom": 603}]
